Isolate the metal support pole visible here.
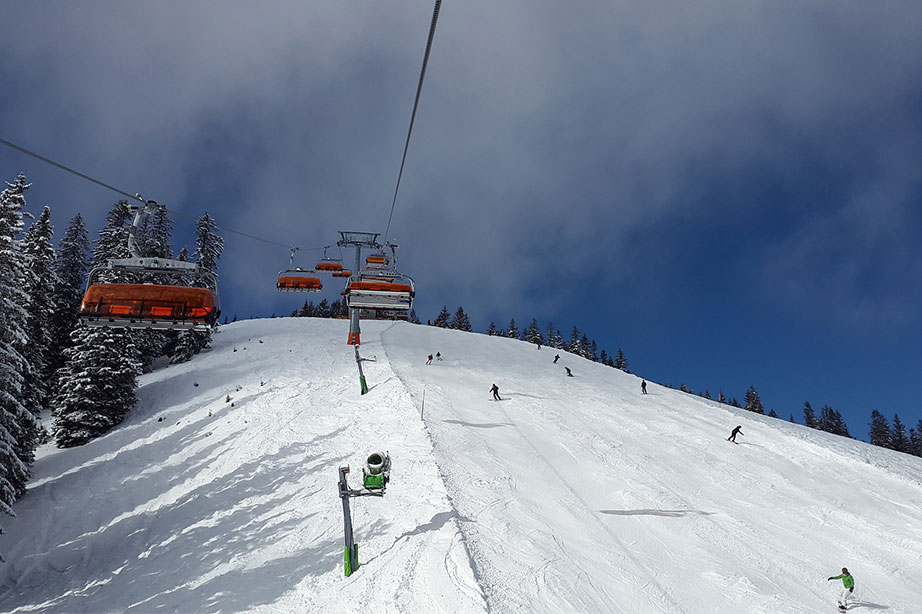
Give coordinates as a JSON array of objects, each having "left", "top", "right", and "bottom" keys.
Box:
[
  {"left": 339, "top": 465, "right": 359, "bottom": 576},
  {"left": 354, "top": 345, "right": 369, "bottom": 395},
  {"left": 347, "top": 244, "right": 362, "bottom": 345}
]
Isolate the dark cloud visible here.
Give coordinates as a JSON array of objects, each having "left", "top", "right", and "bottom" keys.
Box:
[{"left": 2, "top": 0, "right": 921, "bottom": 329}]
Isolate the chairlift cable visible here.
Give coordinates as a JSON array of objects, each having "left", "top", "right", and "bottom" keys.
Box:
[
  {"left": 384, "top": 0, "right": 442, "bottom": 243},
  {"left": 0, "top": 136, "right": 312, "bottom": 252}
]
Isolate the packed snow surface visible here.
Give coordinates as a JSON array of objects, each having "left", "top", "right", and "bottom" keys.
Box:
[{"left": 1, "top": 318, "right": 920, "bottom": 613}]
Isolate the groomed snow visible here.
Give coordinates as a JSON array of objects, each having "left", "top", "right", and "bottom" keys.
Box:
[{"left": 0, "top": 318, "right": 919, "bottom": 613}]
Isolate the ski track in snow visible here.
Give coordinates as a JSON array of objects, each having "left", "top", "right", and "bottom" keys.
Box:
[{"left": 0, "top": 318, "right": 919, "bottom": 613}]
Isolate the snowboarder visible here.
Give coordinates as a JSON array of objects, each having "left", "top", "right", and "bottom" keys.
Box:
[
  {"left": 553, "top": 354, "right": 560, "bottom": 364},
  {"left": 565, "top": 367, "right": 573, "bottom": 377},
  {"left": 426, "top": 354, "right": 433, "bottom": 365},
  {"left": 828, "top": 568, "right": 855, "bottom": 610},
  {"left": 641, "top": 380, "right": 647, "bottom": 394},
  {"left": 727, "top": 425, "right": 743, "bottom": 442},
  {"left": 436, "top": 352, "right": 442, "bottom": 361},
  {"left": 537, "top": 342, "right": 541, "bottom": 350},
  {"left": 490, "top": 384, "right": 502, "bottom": 401}
]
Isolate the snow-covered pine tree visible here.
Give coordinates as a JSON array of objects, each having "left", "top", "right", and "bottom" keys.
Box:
[
  {"left": 589, "top": 340, "right": 598, "bottom": 362},
  {"left": 578, "top": 334, "right": 592, "bottom": 359},
  {"left": 21, "top": 206, "right": 59, "bottom": 414},
  {"left": 48, "top": 214, "right": 90, "bottom": 378},
  {"left": 433, "top": 306, "right": 450, "bottom": 328},
  {"left": 909, "top": 421, "right": 922, "bottom": 458},
  {"left": 568, "top": 327, "right": 583, "bottom": 355},
  {"left": 408, "top": 309, "right": 420, "bottom": 324},
  {"left": 487, "top": 322, "right": 497, "bottom": 336},
  {"left": 52, "top": 326, "right": 140, "bottom": 447},
  {"left": 524, "top": 318, "right": 543, "bottom": 346},
  {"left": 450, "top": 307, "right": 472, "bottom": 331},
  {"left": 507, "top": 318, "right": 519, "bottom": 340},
  {"left": 833, "top": 409, "right": 851, "bottom": 438},
  {"left": 614, "top": 349, "right": 628, "bottom": 372},
  {"left": 744, "top": 386, "right": 764, "bottom": 414},
  {"left": 818, "top": 404, "right": 836, "bottom": 433},
  {"left": 891, "top": 414, "right": 909, "bottom": 452},
  {"left": 314, "top": 299, "right": 331, "bottom": 318},
  {"left": 171, "top": 212, "right": 224, "bottom": 364},
  {"left": 0, "top": 172, "right": 38, "bottom": 513},
  {"left": 599, "top": 348, "right": 609, "bottom": 365},
  {"left": 868, "top": 410, "right": 892, "bottom": 449},
  {"left": 802, "top": 401, "right": 819, "bottom": 429},
  {"left": 146, "top": 202, "right": 173, "bottom": 258},
  {"left": 330, "top": 299, "right": 345, "bottom": 319},
  {"left": 52, "top": 202, "right": 144, "bottom": 445}
]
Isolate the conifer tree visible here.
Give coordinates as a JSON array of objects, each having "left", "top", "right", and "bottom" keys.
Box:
[
  {"left": 314, "top": 299, "right": 331, "bottom": 318},
  {"left": 818, "top": 404, "right": 836, "bottom": 433},
  {"left": 869, "top": 410, "right": 892, "bottom": 448},
  {"left": 599, "top": 349, "right": 609, "bottom": 365},
  {"left": 171, "top": 212, "right": 224, "bottom": 364},
  {"left": 48, "top": 214, "right": 90, "bottom": 377},
  {"left": 768, "top": 408, "right": 778, "bottom": 418},
  {"left": 299, "top": 301, "right": 314, "bottom": 317},
  {"left": 507, "top": 318, "right": 519, "bottom": 340},
  {"left": 524, "top": 318, "right": 543, "bottom": 345},
  {"left": 802, "top": 401, "right": 819, "bottom": 429},
  {"left": 789, "top": 414, "right": 796, "bottom": 424},
  {"left": 450, "top": 307, "right": 472, "bottom": 331},
  {"left": 704, "top": 389, "right": 711, "bottom": 400},
  {"left": 568, "top": 327, "right": 583, "bottom": 356},
  {"left": 891, "top": 414, "right": 909, "bottom": 452},
  {"left": 0, "top": 172, "right": 38, "bottom": 512},
  {"left": 614, "top": 349, "right": 628, "bottom": 372},
  {"left": 487, "top": 322, "right": 497, "bottom": 336},
  {"left": 52, "top": 327, "right": 140, "bottom": 447},
  {"left": 589, "top": 340, "right": 598, "bottom": 362},
  {"left": 909, "top": 421, "right": 922, "bottom": 458},
  {"left": 21, "top": 207, "right": 59, "bottom": 414},
  {"left": 744, "top": 386, "right": 764, "bottom": 414},
  {"left": 408, "top": 309, "right": 420, "bottom": 324},
  {"left": 433, "top": 306, "right": 451, "bottom": 328}
]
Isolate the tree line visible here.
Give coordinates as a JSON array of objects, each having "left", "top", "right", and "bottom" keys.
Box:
[{"left": 0, "top": 172, "right": 223, "bottom": 536}]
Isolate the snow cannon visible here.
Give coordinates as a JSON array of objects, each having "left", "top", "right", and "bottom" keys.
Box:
[{"left": 362, "top": 451, "right": 391, "bottom": 491}]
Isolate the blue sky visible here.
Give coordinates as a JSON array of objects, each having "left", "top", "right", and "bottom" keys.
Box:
[{"left": 1, "top": 1, "right": 921, "bottom": 438}]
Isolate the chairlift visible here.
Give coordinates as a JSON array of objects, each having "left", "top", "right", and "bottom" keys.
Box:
[
  {"left": 277, "top": 247, "right": 323, "bottom": 292},
  {"left": 315, "top": 246, "right": 345, "bottom": 272},
  {"left": 77, "top": 200, "right": 220, "bottom": 331},
  {"left": 344, "top": 276, "right": 414, "bottom": 311},
  {"left": 332, "top": 269, "right": 353, "bottom": 278}
]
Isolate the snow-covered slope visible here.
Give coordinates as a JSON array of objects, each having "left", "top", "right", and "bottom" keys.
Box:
[{"left": 1, "top": 318, "right": 919, "bottom": 613}]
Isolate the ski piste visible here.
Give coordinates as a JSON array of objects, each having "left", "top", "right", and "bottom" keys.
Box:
[{"left": 0, "top": 318, "right": 918, "bottom": 613}]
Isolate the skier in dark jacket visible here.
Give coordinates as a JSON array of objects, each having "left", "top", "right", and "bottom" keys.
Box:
[
  {"left": 727, "top": 425, "right": 743, "bottom": 442},
  {"left": 641, "top": 380, "right": 647, "bottom": 394},
  {"left": 828, "top": 568, "right": 855, "bottom": 610},
  {"left": 565, "top": 367, "right": 573, "bottom": 377},
  {"left": 490, "top": 384, "right": 501, "bottom": 401},
  {"left": 553, "top": 354, "right": 560, "bottom": 364}
]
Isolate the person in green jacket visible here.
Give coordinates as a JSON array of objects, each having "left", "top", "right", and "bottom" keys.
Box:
[{"left": 827, "top": 568, "right": 855, "bottom": 609}]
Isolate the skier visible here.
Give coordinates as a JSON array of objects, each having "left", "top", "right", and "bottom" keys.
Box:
[
  {"left": 426, "top": 354, "right": 433, "bottom": 365},
  {"left": 641, "top": 380, "right": 647, "bottom": 394},
  {"left": 727, "top": 425, "right": 743, "bottom": 443},
  {"left": 565, "top": 367, "right": 573, "bottom": 377},
  {"left": 490, "top": 384, "right": 502, "bottom": 401},
  {"left": 553, "top": 354, "right": 560, "bottom": 364},
  {"left": 828, "top": 568, "right": 855, "bottom": 610},
  {"left": 537, "top": 342, "right": 541, "bottom": 350},
  {"left": 436, "top": 352, "right": 442, "bottom": 361}
]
